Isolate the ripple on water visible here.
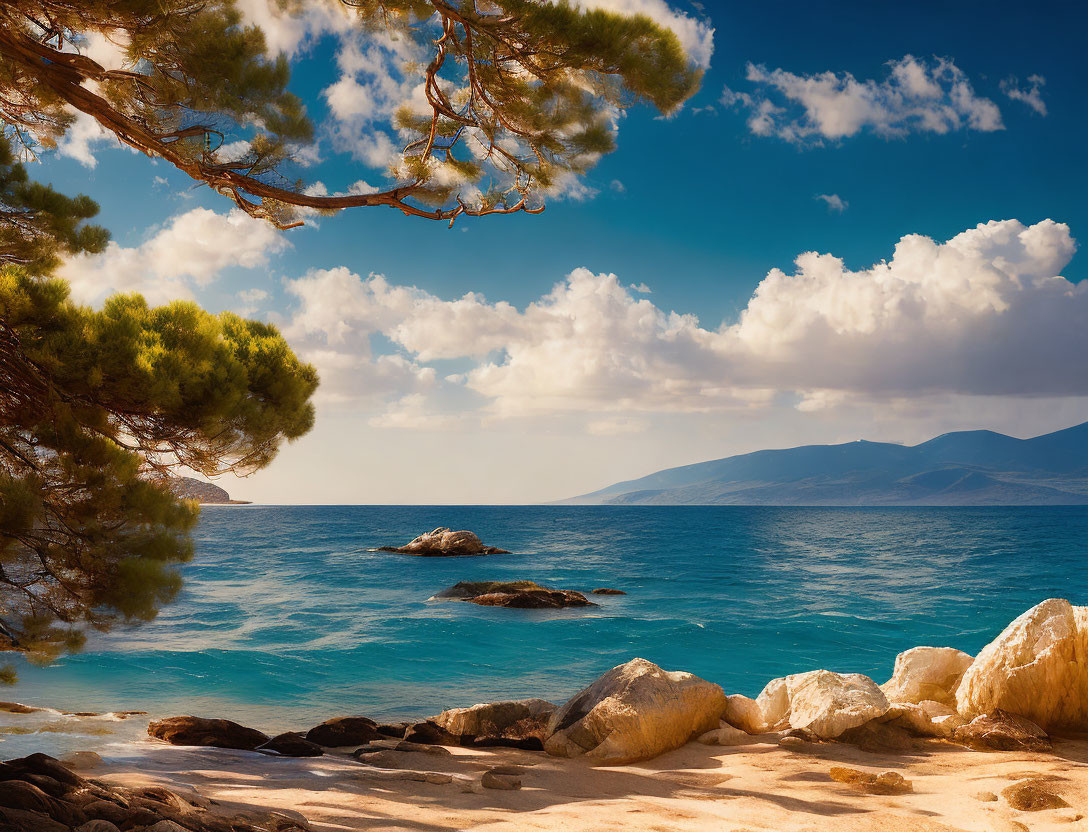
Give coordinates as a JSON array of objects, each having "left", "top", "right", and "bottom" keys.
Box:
[{"left": 6, "top": 505, "right": 1088, "bottom": 740}]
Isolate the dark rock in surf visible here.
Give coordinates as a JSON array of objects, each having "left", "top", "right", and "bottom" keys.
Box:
[
  {"left": 147, "top": 716, "right": 269, "bottom": 751},
  {"left": 432, "top": 581, "right": 595, "bottom": 609}
]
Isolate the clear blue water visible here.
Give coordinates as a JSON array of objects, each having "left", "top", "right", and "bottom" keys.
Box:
[{"left": 11, "top": 505, "right": 1088, "bottom": 736}]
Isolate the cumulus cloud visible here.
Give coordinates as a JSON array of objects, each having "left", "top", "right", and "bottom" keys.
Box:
[
  {"left": 59, "top": 208, "right": 287, "bottom": 305},
  {"left": 235, "top": 0, "right": 354, "bottom": 56},
  {"left": 54, "top": 111, "right": 115, "bottom": 168},
  {"left": 279, "top": 219, "right": 1087, "bottom": 424},
  {"left": 721, "top": 56, "right": 1004, "bottom": 144},
  {"left": 815, "top": 193, "right": 847, "bottom": 213},
  {"left": 1001, "top": 74, "right": 1047, "bottom": 116}
]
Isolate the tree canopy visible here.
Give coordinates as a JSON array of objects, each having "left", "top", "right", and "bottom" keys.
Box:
[
  {"left": 0, "top": 140, "right": 318, "bottom": 676},
  {"left": 0, "top": 0, "right": 702, "bottom": 227}
]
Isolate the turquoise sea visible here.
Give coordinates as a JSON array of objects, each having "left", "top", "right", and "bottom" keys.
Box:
[{"left": 11, "top": 505, "right": 1088, "bottom": 738}]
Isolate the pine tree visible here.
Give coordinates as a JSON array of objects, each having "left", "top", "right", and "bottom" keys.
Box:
[
  {"left": 0, "top": 0, "right": 702, "bottom": 227},
  {"left": 0, "top": 141, "right": 317, "bottom": 677}
]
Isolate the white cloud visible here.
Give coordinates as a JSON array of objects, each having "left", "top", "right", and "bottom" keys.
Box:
[
  {"left": 60, "top": 208, "right": 287, "bottom": 306},
  {"left": 815, "top": 193, "right": 848, "bottom": 213},
  {"left": 1001, "top": 74, "right": 1047, "bottom": 116},
  {"left": 610, "top": 179, "right": 627, "bottom": 193},
  {"left": 54, "top": 111, "right": 114, "bottom": 168},
  {"left": 278, "top": 219, "right": 1088, "bottom": 425},
  {"left": 722, "top": 56, "right": 1004, "bottom": 144},
  {"left": 235, "top": 0, "right": 354, "bottom": 56}
]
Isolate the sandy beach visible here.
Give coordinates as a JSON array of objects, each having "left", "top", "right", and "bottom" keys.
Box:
[{"left": 46, "top": 727, "right": 1088, "bottom": 832}]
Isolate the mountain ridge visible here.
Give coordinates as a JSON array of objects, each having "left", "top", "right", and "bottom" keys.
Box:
[{"left": 560, "top": 422, "right": 1088, "bottom": 506}]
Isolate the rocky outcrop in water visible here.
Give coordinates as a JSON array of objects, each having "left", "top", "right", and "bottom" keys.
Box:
[
  {"left": 147, "top": 716, "right": 269, "bottom": 750},
  {"left": 376, "top": 528, "right": 510, "bottom": 556},
  {"left": 432, "top": 581, "right": 595, "bottom": 609},
  {"left": 0, "top": 753, "right": 308, "bottom": 831},
  {"left": 544, "top": 658, "right": 727, "bottom": 765}
]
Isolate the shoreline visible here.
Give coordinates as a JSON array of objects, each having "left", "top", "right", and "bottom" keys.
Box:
[{"left": 7, "top": 597, "right": 1088, "bottom": 830}]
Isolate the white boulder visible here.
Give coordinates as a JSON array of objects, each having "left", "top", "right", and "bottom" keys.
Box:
[
  {"left": 756, "top": 670, "right": 890, "bottom": 739},
  {"left": 721, "top": 694, "right": 767, "bottom": 734},
  {"left": 544, "top": 658, "right": 726, "bottom": 765},
  {"left": 884, "top": 700, "right": 965, "bottom": 738},
  {"left": 955, "top": 598, "right": 1088, "bottom": 730},
  {"left": 697, "top": 720, "right": 756, "bottom": 746},
  {"left": 881, "top": 646, "right": 973, "bottom": 706}
]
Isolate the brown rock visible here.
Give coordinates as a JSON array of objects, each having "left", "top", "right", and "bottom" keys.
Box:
[
  {"left": 393, "top": 741, "right": 451, "bottom": 756},
  {"left": 591, "top": 588, "right": 626, "bottom": 595},
  {"left": 257, "top": 733, "right": 324, "bottom": 758},
  {"left": 74, "top": 821, "right": 122, "bottom": 832},
  {"left": 432, "top": 581, "right": 595, "bottom": 609},
  {"left": 304, "top": 716, "right": 380, "bottom": 747},
  {"left": 1001, "top": 780, "right": 1070, "bottom": 811},
  {"left": 378, "top": 528, "right": 510, "bottom": 556},
  {"left": 481, "top": 771, "right": 522, "bottom": 790},
  {"left": 82, "top": 801, "right": 128, "bottom": 825},
  {"left": 0, "top": 702, "right": 40, "bottom": 714},
  {"left": 375, "top": 723, "right": 408, "bottom": 738},
  {"left": 837, "top": 720, "right": 918, "bottom": 754},
  {"left": 0, "top": 806, "right": 68, "bottom": 832},
  {"left": 0, "top": 780, "right": 86, "bottom": 826},
  {"left": 829, "top": 766, "right": 913, "bottom": 795},
  {"left": 148, "top": 716, "right": 269, "bottom": 750},
  {"left": 952, "top": 709, "right": 1051, "bottom": 752},
  {"left": 403, "top": 720, "right": 461, "bottom": 746},
  {"left": 468, "top": 588, "right": 595, "bottom": 609},
  {"left": 3, "top": 754, "right": 83, "bottom": 789}
]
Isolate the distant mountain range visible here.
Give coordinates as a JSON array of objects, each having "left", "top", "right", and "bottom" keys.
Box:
[{"left": 561, "top": 422, "right": 1088, "bottom": 506}]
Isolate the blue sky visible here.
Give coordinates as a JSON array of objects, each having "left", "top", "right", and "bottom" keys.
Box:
[{"left": 39, "top": 0, "right": 1088, "bottom": 503}]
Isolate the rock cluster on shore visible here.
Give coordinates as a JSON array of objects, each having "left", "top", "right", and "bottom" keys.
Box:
[
  {"left": 135, "top": 598, "right": 1088, "bottom": 772},
  {"left": 0, "top": 752, "right": 307, "bottom": 831},
  {"left": 374, "top": 528, "right": 510, "bottom": 556}
]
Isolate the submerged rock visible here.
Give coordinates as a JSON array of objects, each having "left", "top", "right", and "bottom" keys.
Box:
[
  {"left": 376, "top": 528, "right": 510, "bottom": 556},
  {"left": 544, "top": 657, "right": 726, "bottom": 765},
  {"left": 956, "top": 598, "right": 1088, "bottom": 731},
  {"left": 433, "top": 581, "right": 595, "bottom": 609},
  {"left": 881, "top": 646, "right": 973, "bottom": 706},
  {"left": 147, "top": 716, "right": 269, "bottom": 750},
  {"left": 591, "top": 588, "right": 626, "bottom": 595},
  {"left": 757, "top": 670, "right": 890, "bottom": 739},
  {"left": 951, "top": 709, "right": 1051, "bottom": 752},
  {"left": 305, "top": 716, "right": 380, "bottom": 748}
]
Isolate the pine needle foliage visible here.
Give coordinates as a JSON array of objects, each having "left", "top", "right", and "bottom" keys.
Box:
[
  {"left": 0, "top": 0, "right": 702, "bottom": 227},
  {"left": 0, "top": 139, "right": 318, "bottom": 678}
]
